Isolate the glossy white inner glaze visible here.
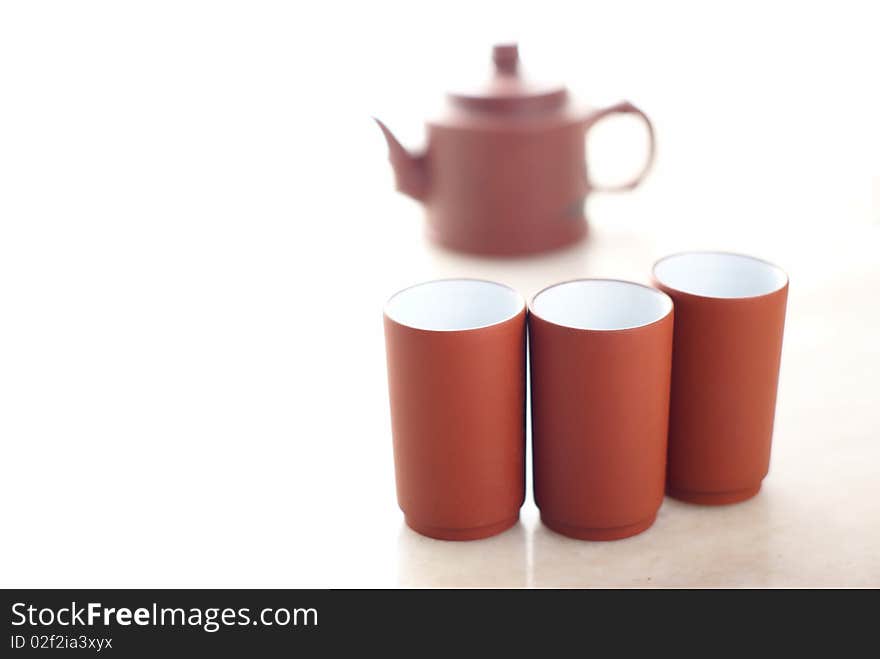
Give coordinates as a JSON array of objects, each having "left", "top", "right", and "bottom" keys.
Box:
[
  {"left": 654, "top": 252, "right": 787, "bottom": 298},
  {"left": 385, "top": 279, "right": 524, "bottom": 331},
  {"left": 531, "top": 279, "right": 672, "bottom": 331}
]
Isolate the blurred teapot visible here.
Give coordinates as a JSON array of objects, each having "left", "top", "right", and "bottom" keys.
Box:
[{"left": 376, "top": 44, "right": 655, "bottom": 256}]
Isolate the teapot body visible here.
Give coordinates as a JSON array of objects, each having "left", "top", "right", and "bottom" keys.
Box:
[
  {"left": 375, "top": 44, "right": 655, "bottom": 256},
  {"left": 424, "top": 112, "right": 590, "bottom": 255}
]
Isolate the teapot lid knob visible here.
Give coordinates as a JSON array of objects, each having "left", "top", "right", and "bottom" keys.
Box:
[
  {"left": 492, "top": 43, "right": 519, "bottom": 75},
  {"left": 447, "top": 42, "right": 566, "bottom": 113}
]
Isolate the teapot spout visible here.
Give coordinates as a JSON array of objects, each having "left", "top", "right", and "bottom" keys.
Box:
[{"left": 374, "top": 118, "right": 429, "bottom": 202}]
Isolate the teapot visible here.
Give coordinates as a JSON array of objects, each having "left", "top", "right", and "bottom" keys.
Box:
[{"left": 375, "top": 44, "right": 655, "bottom": 256}]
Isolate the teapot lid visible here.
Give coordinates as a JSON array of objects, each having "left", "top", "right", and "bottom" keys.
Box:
[{"left": 447, "top": 44, "right": 568, "bottom": 114}]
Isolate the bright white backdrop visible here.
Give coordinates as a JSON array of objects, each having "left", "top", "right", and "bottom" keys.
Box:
[{"left": 1, "top": 1, "right": 878, "bottom": 587}]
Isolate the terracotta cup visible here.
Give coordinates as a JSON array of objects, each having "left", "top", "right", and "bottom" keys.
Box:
[
  {"left": 384, "top": 279, "right": 526, "bottom": 540},
  {"left": 652, "top": 252, "right": 789, "bottom": 505},
  {"left": 529, "top": 279, "right": 674, "bottom": 540}
]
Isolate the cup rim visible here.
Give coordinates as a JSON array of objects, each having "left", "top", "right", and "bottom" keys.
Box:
[
  {"left": 528, "top": 278, "right": 673, "bottom": 332},
  {"left": 652, "top": 250, "right": 789, "bottom": 301},
  {"left": 384, "top": 277, "right": 526, "bottom": 333}
]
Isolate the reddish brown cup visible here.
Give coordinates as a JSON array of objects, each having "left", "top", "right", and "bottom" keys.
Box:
[
  {"left": 652, "top": 252, "right": 789, "bottom": 505},
  {"left": 384, "top": 279, "right": 526, "bottom": 540},
  {"left": 529, "top": 280, "right": 674, "bottom": 540}
]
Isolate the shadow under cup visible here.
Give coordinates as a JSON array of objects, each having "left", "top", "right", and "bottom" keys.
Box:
[
  {"left": 529, "top": 280, "right": 674, "bottom": 540},
  {"left": 383, "top": 279, "right": 526, "bottom": 541},
  {"left": 652, "top": 252, "right": 789, "bottom": 505}
]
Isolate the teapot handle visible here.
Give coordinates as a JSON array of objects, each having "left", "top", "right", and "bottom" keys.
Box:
[{"left": 584, "top": 100, "right": 655, "bottom": 192}]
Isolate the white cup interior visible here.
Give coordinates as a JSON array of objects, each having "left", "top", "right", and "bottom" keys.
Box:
[
  {"left": 531, "top": 279, "right": 672, "bottom": 331},
  {"left": 385, "top": 279, "right": 524, "bottom": 331},
  {"left": 653, "top": 252, "right": 787, "bottom": 298}
]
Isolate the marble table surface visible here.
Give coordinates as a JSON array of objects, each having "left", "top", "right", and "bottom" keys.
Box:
[{"left": 379, "top": 218, "right": 880, "bottom": 588}]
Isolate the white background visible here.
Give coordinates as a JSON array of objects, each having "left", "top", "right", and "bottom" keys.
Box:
[{"left": 1, "top": 1, "right": 878, "bottom": 587}]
